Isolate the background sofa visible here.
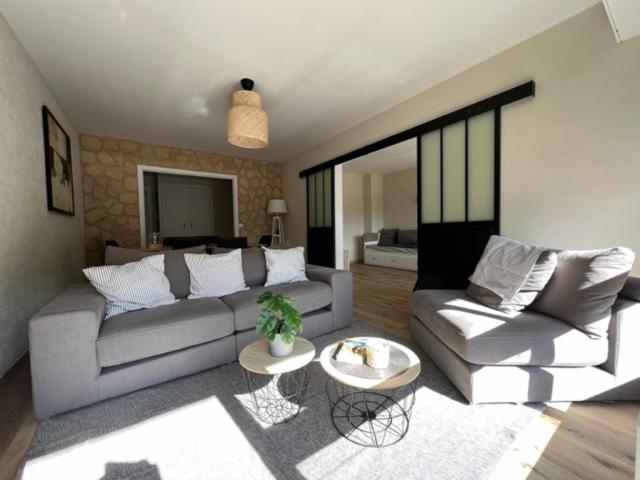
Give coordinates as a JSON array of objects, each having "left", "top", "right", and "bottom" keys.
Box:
[
  {"left": 410, "top": 276, "right": 640, "bottom": 404},
  {"left": 29, "top": 247, "right": 352, "bottom": 419}
]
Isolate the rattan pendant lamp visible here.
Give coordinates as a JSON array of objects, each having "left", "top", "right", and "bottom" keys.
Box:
[{"left": 227, "top": 78, "right": 269, "bottom": 149}]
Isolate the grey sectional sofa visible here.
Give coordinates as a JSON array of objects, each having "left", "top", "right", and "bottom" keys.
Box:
[
  {"left": 29, "top": 247, "right": 352, "bottom": 419},
  {"left": 410, "top": 276, "right": 640, "bottom": 404}
]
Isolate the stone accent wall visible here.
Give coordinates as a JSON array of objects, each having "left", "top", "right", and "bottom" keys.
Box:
[{"left": 80, "top": 135, "right": 282, "bottom": 265}]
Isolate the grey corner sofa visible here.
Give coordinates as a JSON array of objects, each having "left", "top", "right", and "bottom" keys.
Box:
[
  {"left": 29, "top": 247, "right": 352, "bottom": 419},
  {"left": 410, "top": 275, "right": 640, "bottom": 404}
]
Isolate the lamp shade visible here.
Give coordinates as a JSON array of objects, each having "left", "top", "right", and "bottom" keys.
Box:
[
  {"left": 267, "top": 199, "right": 288, "bottom": 215},
  {"left": 227, "top": 89, "right": 268, "bottom": 149}
]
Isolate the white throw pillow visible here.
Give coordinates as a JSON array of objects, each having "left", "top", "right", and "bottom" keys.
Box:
[
  {"left": 262, "top": 246, "right": 309, "bottom": 287},
  {"left": 83, "top": 255, "right": 177, "bottom": 318},
  {"left": 184, "top": 249, "right": 248, "bottom": 298}
]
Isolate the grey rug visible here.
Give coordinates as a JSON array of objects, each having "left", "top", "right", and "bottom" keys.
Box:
[{"left": 17, "top": 322, "right": 541, "bottom": 480}]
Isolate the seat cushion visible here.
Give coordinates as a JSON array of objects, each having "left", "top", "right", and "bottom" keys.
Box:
[
  {"left": 222, "top": 281, "right": 333, "bottom": 331},
  {"left": 97, "top": 297, "right": 234, "bottom": 367},
  {"left": 410, "top": 289, "right": 607, "bottom": 367}
]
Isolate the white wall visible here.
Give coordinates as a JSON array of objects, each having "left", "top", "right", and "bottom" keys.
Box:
[
  {"left": 362, "top": 173, "right": 384, "bottom": 233},
  {"left": 0, "top": 13, "right": 85, "bottom": 376},
  {"left": 342, "top": 172, "right": 365, "bottom": 262},
  {"left": 283, "top": 5, "right": 640, "bottom": 274},
  {"left": 383, "top": 168, "right": 417, "bottom": 229}
]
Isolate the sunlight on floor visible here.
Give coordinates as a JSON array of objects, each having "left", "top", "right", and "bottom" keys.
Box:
[
  {"left": 21, "top": 397, "right": 275, "bottom": 480},
  {"left": 490, "top": 410, "right": 562, "bottom": 480}
]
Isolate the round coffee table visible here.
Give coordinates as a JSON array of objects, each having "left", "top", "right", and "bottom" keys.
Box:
[
  {"left": 320, "top": 337, "right": 421, "bottom": 447},
  {"left": 239, "top": 337, "right": 316, "bottom": 424}
]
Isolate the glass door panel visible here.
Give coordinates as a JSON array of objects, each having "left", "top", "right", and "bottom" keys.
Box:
[
  {"left": 420, "top": 130, "right": 441, "bottom": 223},
  {"left": 468, "top": 111, "right": 495, "bottom": 221},
  {"left": 442, "top": 121, "right": 465, "bottom": 222}
]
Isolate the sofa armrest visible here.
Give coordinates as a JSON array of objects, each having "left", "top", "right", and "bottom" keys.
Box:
[
  {"left": 29, "top": 283, "right": 105, "bottom": 418},
  {"left": 306, "top": 264, "right": 353, "bottom": 329},
  {"left": 603, "top": 298, "right": 640, "bottom": 380}
]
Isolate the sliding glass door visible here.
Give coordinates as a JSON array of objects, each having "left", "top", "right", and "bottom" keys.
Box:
[
  {"left": 306, "top": 167, "right": 335, "bottom": 267},
  {"left": 417, "top": 109, "right": 500, "bottom": 288}
]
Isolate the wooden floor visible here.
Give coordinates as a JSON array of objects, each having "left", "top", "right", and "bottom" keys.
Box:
[
  {"left": 350, "top": 262, "right": 639, "bottom": 480},
  {"left": 0, "top": 263, "right": 637, "bottom": 480}
]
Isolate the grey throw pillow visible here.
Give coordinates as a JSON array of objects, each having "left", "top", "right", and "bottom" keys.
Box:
[
  {"left": 467, "top": 250, "right": 558, "bottom": 312},
  {"left": 620, "top": 276, "right": 640, "bottom": 302},
  {"left": 105, "top": 245, "right": 206, "bottom": 299},
  {"left": 397, "top": 229, "right": 417, "bottom": 246},
  {"left": 529, "top": 247, "right": 635, "bottom": 339},
  {"left": 378, "top": 229, "right": 398, "bottom": 246}
]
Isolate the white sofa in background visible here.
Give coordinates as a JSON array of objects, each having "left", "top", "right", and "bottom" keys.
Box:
[{"left": 363, "top": 232, "right": 417, "bottom": 271}]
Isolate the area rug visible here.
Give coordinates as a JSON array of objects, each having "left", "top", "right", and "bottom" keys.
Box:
[{"left": 17, "top": 322, "right": 542, "bottom": 480}]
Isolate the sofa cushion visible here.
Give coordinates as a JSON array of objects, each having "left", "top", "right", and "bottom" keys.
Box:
[
  {"left": 397, "top": 229, "right": 417, "bottom": 247},
  {"left": 467, "top": 250, "right": 557, "bottom": 312},
  {"left": 410, "top": 289, "right": 607, "bottom": 367},
  {"left": 242, "top": 248, "right": 267, "bottom": 287},
  {"left": 620, "top": 276, "right": 640, "bottom": 302},
  {"left": 105, "top": 245, "right": 206, "bottom": 299},
  {"left": 378, "top": 228, "right": 398, "bottom": 246},
  {"left": 222, "top": 281, "right": 333, "bottom": 331},
  {"left": 96, "top": 297, "right": 234, "bottom": 367},
  {"left": 530, "top": 247, "right": 635, "bottom": 339}
]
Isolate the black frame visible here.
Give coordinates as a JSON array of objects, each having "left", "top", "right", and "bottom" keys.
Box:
[
  {"left": 300, "top": 82, "right": 535, "bottom": 280},
  {"left": 299, "top": 81, "right": 534, "bottom": 178},
  {"left": 42, "top": 105, "right": 75, "bottom": 216},
  {"left": 306, "top": 167, "right": 336, "bottom": 267}
]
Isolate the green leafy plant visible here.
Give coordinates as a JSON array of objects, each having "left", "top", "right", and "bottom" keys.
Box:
[{"left": 256, "top": 292, "right": 302, "bottom": 343}]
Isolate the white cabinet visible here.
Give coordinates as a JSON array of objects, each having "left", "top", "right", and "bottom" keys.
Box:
[{"left": 158, "top": 182, "right": 214, "bottom": 237}]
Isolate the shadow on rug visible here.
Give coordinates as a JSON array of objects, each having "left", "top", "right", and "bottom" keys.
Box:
[{"left": 17, "top": 322, "right": 542, "bottom": 480}]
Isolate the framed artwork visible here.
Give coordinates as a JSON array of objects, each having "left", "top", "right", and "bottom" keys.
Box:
[{"left": 42, "top": 105, "right": 74, "bottom": 215}]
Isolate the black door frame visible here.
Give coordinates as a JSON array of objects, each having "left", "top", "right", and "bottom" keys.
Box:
[
  {"left": 299, "top": 81, "right": 535, "bottom": 276},
  {"left": 305, "top": 167, "right": 336, "bottom": 267}
]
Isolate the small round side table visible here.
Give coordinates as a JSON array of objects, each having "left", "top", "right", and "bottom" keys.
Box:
[
  {"left": 239, "top": 337, "right": 315, "bottom": 424},
  {"left": 320, "top": 337, "right": 421, "bottom": 448}
]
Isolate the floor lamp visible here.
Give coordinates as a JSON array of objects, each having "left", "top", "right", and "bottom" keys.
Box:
[{"left": 267, "top": 199, "right": 287, "bottom": 246}]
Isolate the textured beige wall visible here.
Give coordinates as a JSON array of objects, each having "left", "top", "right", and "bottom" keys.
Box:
[
  {"left": 342, "top": 173, "right": 365, "bottom": 262},
  {"left": 80, "top": 135, "right": 282, "bottom": 264},
  {"left": 383, "top": 168, "right": 417, "bottom": 230},
  {"left": 283, "top": 5, "right": 640, "bottom": 273},
  {"left": 0, "top": 14, "right": 86, "bottom": 375}
]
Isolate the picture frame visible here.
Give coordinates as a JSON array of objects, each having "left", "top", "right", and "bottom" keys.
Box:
[{"left": 42, "top": 105, "right": 74, "bottom": 215}]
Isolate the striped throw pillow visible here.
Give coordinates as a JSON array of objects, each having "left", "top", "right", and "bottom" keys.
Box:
[
  {"left": 184, "top": 249, "right": 249, "bottom": 298},
  {"left": 262, "top": 246, "right": 309, "bottom": 287},
  {"left": 83, "top": 255, "right": 177, "bottom": 318}
]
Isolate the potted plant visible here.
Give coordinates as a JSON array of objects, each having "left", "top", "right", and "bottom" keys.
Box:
[{"left": 256, "top": 292, "right": 303, "bottom": 357}]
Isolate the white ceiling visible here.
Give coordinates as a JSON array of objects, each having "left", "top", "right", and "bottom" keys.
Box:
[
  {"left": 342, "top": 140, "right": 416, "bottom": 175},
  {"left": 0, "top": 0, "right": 598, "bottom": 162}
]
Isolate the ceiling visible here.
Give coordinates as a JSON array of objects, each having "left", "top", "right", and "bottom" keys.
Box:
[
  {"left": 342, "top": 140, "right": 416, "bottom": 175},
  {"left": 0, "top": 0, "right": 598, "bottom": 162}
]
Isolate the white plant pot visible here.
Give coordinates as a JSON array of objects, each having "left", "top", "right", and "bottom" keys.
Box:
[{"left": 269, "top": 334, "right": 294, "bottom": 357}]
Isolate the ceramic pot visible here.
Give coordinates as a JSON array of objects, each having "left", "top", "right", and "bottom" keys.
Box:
[{"left": 269, "top": 334, "right": 294, "bottom": 357}]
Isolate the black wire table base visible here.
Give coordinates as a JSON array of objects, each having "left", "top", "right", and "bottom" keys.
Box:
[
  {"left": 326, "top": 379, "right": 416, "bottom": 447},
  {"left": 243, "top": 367, "right": 310, "bottom": 424}
]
